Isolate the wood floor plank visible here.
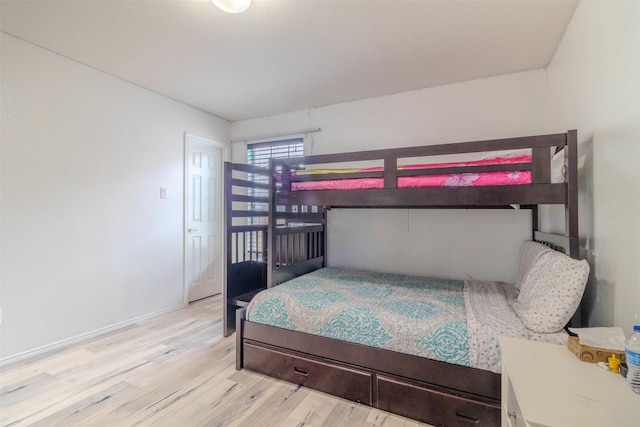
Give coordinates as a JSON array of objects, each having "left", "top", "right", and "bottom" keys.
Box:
[
  {"left": 2, "top": 374, "right": 127, "bottom": 426},
  {"left": 0, "top": 295, "right": 433, "bottom": 427},
  {"left": 320, "top": 399, "right": 371, "bottom": 427},
  {"left": 221, "top": 383, "right": 283, "bottom": 427},
  {"left": 128, "top": 377, "right": 239, "bottom": 426},
  {"left": 29, "top": 381, "right": 136, "bottom": 426},
  {"left": 0, "top": 372, "right": 59, "bottom": 409},
  {"left": 0, "top": 348, "right": 94, "bottom": 385},
  {"left": 231, "top": 382, "right": 310, "bottom": 427},
  {"left": 288, "top": 391, "right": 339, "bottom": 426}
]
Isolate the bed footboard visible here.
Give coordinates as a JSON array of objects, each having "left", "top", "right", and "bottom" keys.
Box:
[{"left": 238, "top": 317, "right": 500, "bottom": 426}]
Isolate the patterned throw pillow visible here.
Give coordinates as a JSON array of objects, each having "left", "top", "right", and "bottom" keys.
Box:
[
  {"left": 512, "top": 250, "right": 589, "bottom": 333},
  {"left": 514, "top": 241, "right": 553, "bottom": 293}
]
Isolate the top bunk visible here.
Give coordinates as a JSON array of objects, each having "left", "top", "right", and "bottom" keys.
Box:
[
  {"left": 272, "top": 130, "right": 578, "bottom": 210},
  {"left": 223, "top": 130, "right": 580, "bottom": 335}
]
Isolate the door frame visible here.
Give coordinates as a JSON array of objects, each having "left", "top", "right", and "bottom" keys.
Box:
[{"left": 183, "top": 133, "right": 230, "bottom": 305}]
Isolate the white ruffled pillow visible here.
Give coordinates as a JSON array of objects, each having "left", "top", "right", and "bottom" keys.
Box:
[
  {"left": 511, "top": 250, "right": 589, "bottom": 333},
  {"left": 515, "top": 241, "right": 553, "bottom": 293},
  {"left": 551, "top": 148, "right": 567, "bottom": 183}
]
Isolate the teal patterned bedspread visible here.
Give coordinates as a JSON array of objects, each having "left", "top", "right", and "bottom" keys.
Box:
[{"left": 246, "top": 267, "right": 471, "bottom": 367}]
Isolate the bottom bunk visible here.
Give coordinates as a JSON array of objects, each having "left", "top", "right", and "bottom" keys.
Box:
[{"left": 234, "top": 236, "right": 589, "bottom": 426}]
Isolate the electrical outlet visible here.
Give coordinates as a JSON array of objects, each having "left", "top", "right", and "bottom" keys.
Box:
[{"left": 160, "top": 187, "right": 168, "bottom": 199}]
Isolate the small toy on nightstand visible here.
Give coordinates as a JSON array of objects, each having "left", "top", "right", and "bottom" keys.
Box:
[{"left": 608, "top": 353, "right": 621, "bottom": 371}]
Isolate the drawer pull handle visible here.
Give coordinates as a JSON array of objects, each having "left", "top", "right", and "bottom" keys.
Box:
[
  {"left": 455, "top": 411, "right": 480, "bottom": 424},
  {"left": 293, "top": 366, "right": 309, "bottom": 376}
]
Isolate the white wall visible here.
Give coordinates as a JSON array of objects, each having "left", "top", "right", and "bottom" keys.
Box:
[
  {"left": 0, "top": 34, "right": 230, "bottom": 361},
  {"left": 232, "top": 70, "right": 548, "bottom": 283},
  {"left": 545, "top": 0, "right": 640, "bottom": 333}
]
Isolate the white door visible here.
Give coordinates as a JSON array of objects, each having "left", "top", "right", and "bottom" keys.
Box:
[{"left": 185, "top": 135, "right": 225, "bottom": 302}]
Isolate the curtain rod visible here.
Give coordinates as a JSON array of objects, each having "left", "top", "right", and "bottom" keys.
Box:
[{"left": 231, "top": 127, "right": 321, "bottom": 144}]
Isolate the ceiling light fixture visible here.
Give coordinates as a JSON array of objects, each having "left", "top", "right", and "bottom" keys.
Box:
[{"left": 212, "top": 0, "right": 252, "bottom": 14}]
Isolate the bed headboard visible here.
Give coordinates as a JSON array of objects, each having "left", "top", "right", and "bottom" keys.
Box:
[
  {"left": 533, "top": 231, "right": 579, "bottom": 258},
  {"left": 534, "top": 230, "right": 585, "bottom": 327}
]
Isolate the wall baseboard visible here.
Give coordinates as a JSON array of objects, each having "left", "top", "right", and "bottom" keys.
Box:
[{"left": 0, "top": 303, "right": 186, "bottom": 368}]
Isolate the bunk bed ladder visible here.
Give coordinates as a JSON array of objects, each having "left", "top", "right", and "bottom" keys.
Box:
[
  {"left": 267, "top": 158, "right": 327, "bottom": 288},
  {"left": 223, "top": 162, "right": 270, "bottom": 337}
]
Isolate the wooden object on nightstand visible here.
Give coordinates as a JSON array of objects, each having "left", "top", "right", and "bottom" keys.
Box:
[{"left": 499, "top": 336, "right": 639, "bottom": 427}]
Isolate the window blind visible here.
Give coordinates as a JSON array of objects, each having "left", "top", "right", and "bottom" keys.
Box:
[
  {"left": 247, "top": 138, "right": 304, "bottom": 170},
  {"left": 246, "top": 138, "right": 304, "bottom": 253}
]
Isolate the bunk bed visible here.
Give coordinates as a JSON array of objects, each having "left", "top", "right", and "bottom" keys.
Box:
[{"left": 224, "top": 130, "right": 582, "bottom": 426}]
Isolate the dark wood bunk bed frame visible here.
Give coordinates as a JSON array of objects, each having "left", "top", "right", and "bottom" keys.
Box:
[{"left": 224, "top": 130, "right": 579, "bottom": 426}]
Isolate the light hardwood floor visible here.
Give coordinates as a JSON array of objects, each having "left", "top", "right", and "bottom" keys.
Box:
[{"left": 0, "top": 295, "right": 432, "bottom": 427}]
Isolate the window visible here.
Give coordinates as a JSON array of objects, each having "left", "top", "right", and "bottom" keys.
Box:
[
  {"left": 247, "top": 138, "right": 304, "bottom": 213},
  {"left": 246, "top": 138, "right": 304, "bottom": 254}
]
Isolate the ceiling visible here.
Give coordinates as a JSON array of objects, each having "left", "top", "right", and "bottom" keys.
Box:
[{"left": 0, "top": 0, "right": 578, "bottom": 122}]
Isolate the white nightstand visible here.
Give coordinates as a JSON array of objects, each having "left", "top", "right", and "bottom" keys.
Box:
[{"left": 499, "top": 336, "right": 639, "bottom": 426}]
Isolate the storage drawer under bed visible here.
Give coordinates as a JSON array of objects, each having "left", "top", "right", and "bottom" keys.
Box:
[
  {"left": 376, "top": 375, "right": 500, "bottom": 426},
  {"left": 243, "top": 341, "right": 372, "bottom": 405}
]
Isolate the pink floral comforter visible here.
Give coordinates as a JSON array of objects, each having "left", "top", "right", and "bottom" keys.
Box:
[{"left": 291, "top": 155, "right": 531, "bottom": 191}]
